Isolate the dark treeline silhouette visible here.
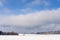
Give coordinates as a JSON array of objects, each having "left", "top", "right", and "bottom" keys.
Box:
[
  {"left": 0, "top": 31, "right": 18, "bottom": 35},
  {"left": 35, "top": 31, "right": 60, "bottom": 34}
]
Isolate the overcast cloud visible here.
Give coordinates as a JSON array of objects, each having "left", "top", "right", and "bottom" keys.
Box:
[
  {"left": 0, "top": 8, "right": 60, "bottom": 33},
  {"left": 0, "top": 8, "right": 60, "bottom": 27}
]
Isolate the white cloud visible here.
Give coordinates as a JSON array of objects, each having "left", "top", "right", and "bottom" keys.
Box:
[
  {"left": 26, "top": 0, "right": 41, "bottom": 7},
  {"left": 0, "top": 0, "right": 6, "bottom": 7},
  {"left": 19, "top": 8, "right": 37, "bottom": 14},
  {"left": 0, "top": 8, "right": 60, "bottom": 27},
  {"left": 2, "top": 8, "right": 10, "bottom": 13},
  {"left": 21, "top": 0, "right": 27, "bottom": 3},
  {"left": 27, "top": 0, "right": 51, "bottom": 7},
  {"left": 0, "top": 1, "right": 3, "bottom": 6}
]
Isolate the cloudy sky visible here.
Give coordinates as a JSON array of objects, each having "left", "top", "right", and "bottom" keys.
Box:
[{"left": 0, "top": 0, "right": 60, "bottom": 33}]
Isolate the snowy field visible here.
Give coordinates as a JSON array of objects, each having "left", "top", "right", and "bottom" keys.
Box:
[{"left": 0, "top": 34, "right": 60, "bottom": 40}]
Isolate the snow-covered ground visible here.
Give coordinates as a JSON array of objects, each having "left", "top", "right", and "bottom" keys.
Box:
[{"left": 0, "top": 34, "right": 60, "bottom": 40}]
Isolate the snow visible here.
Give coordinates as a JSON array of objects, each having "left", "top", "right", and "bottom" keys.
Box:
[{"left": 0, "top": 34, "right": 60, "bottom": 40}]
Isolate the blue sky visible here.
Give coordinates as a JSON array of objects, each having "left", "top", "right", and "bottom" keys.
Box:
[
  {"left": 0, "top": 0, "right": 60, "bottom": 15},
  {"left": 0, "top": 0, "right": 60, "bottom": 33}
]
